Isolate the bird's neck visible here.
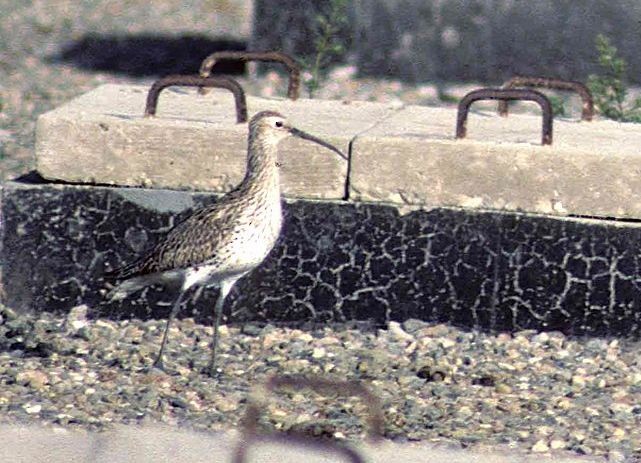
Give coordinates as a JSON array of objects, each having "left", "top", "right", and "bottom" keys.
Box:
[{"left": 240, "top": 133, "right": 281, "bottom": 198}]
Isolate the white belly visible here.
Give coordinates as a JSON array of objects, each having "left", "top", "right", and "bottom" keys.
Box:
[
  {"left": 218, "top": 197, "right": 282, "bottom": 275},
  {"left": 233, "top": 202, "right": 282, "bottom": 265},
  {"left": 182, "top": 194, "right": 282, "bottom": 290}
]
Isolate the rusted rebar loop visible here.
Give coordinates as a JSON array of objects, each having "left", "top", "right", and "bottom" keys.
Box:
[
  {"left": 456, "top": 88, "right": 553, "bottom": 145},
  {"left": 233, "top": 375, "right": 381, "bottom": 463},
  {"left": 498, "top": 76, "right": 594, "bottom": 121},
  {"left": 144, "top": 75, "right": 247, "bottom": 123},
  {"left": 199, "top": 51, "right": 301, "bottom": 100},
  {"left": 266, "top": 375, "right": 384, "bottom": 439},
  {"left": 232, "top": 432, "right": 366, "bottom": 463}
]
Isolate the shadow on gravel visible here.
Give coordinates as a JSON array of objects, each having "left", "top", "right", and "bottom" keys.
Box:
[{"left": 49, "top": 33, "right": 246, "bottom": 77}]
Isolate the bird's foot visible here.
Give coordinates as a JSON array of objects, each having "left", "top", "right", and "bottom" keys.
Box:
[
  {"left": 204, "top": 363, "right": 222, "bottom": 379},
  {"left": 149, "top": 358, "right": 168, "bottom": 374}
]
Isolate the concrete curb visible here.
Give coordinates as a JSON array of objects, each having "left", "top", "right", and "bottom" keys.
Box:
[
  {"left": 0, "top": 423, "right": 604, "bottom": 463},
  {"left": 35, "top": 84, "right": 641, "bottom": 220}
]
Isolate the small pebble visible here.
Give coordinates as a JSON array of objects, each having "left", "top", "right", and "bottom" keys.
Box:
[
  {"left": 16, "top": 370, "right": 49, "bottom": 389},
  {"left": 241, "top": 323, "right": 262, "bottom": 336},
  {"left": 571, "top": 375, "right": 587, "bottom": 387},
  {"left": 607, "top": 450, "right": 626, "bottom": 462},
  {"left": 531, "top": 439, "right": 549, "bottom": 453},
  {"left": 401, "top": 319, "right": 428, "bottom": 334},
  {"left": 23, "top": 404, "right": 42, "bottom": 414},
  {"left": 388, "top": 321, "right": 414, "bottom": 343},
  {"left": 494, "top": 383, "right": 512, "bottom": 394},
  {"left": 576, "top": 445, "right": 593, "bottom": 455}
]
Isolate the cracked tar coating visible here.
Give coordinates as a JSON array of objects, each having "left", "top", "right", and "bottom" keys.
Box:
[{"left": 2, "top": 182, "right": 641, "bottom": 337}]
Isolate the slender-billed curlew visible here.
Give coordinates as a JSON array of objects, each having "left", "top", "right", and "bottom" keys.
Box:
[{"left": 105, "top": 110, "right": 345, "bottom": 377}]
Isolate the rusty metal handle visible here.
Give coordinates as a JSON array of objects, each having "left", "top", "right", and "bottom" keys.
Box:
[
  {"left": 232, "top": 432, "right": 365, "bottom": 463},
  {"left": 456, "top": 88, "right": 553, "bottom": 145},
  {"left": 144, "top": 75, "right": 247, "bottom": 123},
  {"left": 498, "top": 76, "right": 594, "bottom": 121},
  {"left": 199, "top": 51, "right": 301, "bottom": 100},
  {"left": 242, "top": 375, "right": 383, "bottom": 441}
]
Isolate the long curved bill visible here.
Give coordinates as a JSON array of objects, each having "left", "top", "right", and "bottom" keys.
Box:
[{"left": 289, "top": 127, "right": 348, "bottom": 161}]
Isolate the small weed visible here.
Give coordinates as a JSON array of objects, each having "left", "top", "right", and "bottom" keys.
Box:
[
  {"left": 30, "top": 18, "right": 55, "bottom": 35},
  {"left": 587, "top": 34, "right": 641, "bottom": 122},
  {"left": 436, "top": 87, "right": 459, "bottom": 104},
  {"left": 303, "top": 0, "right": 349, "bottom": 98},
  {"left": 548, "top": 95, "right": 566, "bottom": 117}
]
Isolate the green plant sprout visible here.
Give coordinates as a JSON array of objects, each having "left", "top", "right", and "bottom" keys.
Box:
[
  {"left": 587, "top": 34, "right": 641, "bottom": 122},
  {"left": 436, "top": 86, "right": 459, "bottom": 104},
  {"left": 303, "top": 0, "right": 349, "bottom": 98},
  {"left": 547, "top": 95, "right": 566, "bottom": 118}
]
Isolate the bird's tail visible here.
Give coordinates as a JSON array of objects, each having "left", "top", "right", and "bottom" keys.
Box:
[
  {"left": 105, "top": 270, "right": 184, "bottom": 301},
  {"left": 102, "top": 258, "right": 152, "bottom": 300},
  {"left": 106, "top": 275, "right": 157, "bottom": 301}
]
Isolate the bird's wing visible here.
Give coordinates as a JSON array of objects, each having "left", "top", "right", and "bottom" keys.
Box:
[{"left": 104, "top": 201, "right": 244, "bottom": 281}]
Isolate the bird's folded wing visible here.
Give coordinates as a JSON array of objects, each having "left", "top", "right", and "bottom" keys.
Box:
[{"left": 104, "top": 202, "right": 242, "bottom": 281}]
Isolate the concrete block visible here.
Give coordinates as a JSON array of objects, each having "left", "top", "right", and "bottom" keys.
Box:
[
  {"left": 3, "top": 180, "right": 641, "bottom": 337},
  {"left": 351, "top": 104, "right": 641, "bottom": 219},
  {"left": 36, "top": 84, "right": 399, "bottom": 199}
]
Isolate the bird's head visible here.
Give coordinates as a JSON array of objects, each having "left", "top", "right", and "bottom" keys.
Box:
[{"left": 249, "top": 110, "right": 347, "bottom": 160}]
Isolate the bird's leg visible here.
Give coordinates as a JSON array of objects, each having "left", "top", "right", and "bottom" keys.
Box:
[
  {"left": 206, "top": 279, "right": 237, "bottom": 377},
  {"left": 206, "top": 292, "right": 227, "bottom": 377},
  {"left": 152, "top": 289, "right": 188, "bottom": 371}
]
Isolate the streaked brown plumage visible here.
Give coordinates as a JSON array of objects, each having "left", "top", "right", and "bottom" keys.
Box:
[{"left": 104, "top": 110, "right": 345, "bottom": 376}]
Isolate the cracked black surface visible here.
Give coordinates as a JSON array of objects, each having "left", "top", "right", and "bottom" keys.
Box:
[{"left": 3, "top": 181, "right": 641, "bottom": 337}]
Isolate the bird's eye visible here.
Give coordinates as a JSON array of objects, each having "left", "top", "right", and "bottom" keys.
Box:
[{"left": 275, "top": 121, "right": 283, "bottom": 128}]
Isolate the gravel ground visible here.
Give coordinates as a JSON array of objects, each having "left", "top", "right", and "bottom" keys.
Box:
[
  {"left": 3, "top": 2, "right": 641, "bottom": 462},
  {"left": 1, "top": 304, "right": 640, "bottom": 461}
]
